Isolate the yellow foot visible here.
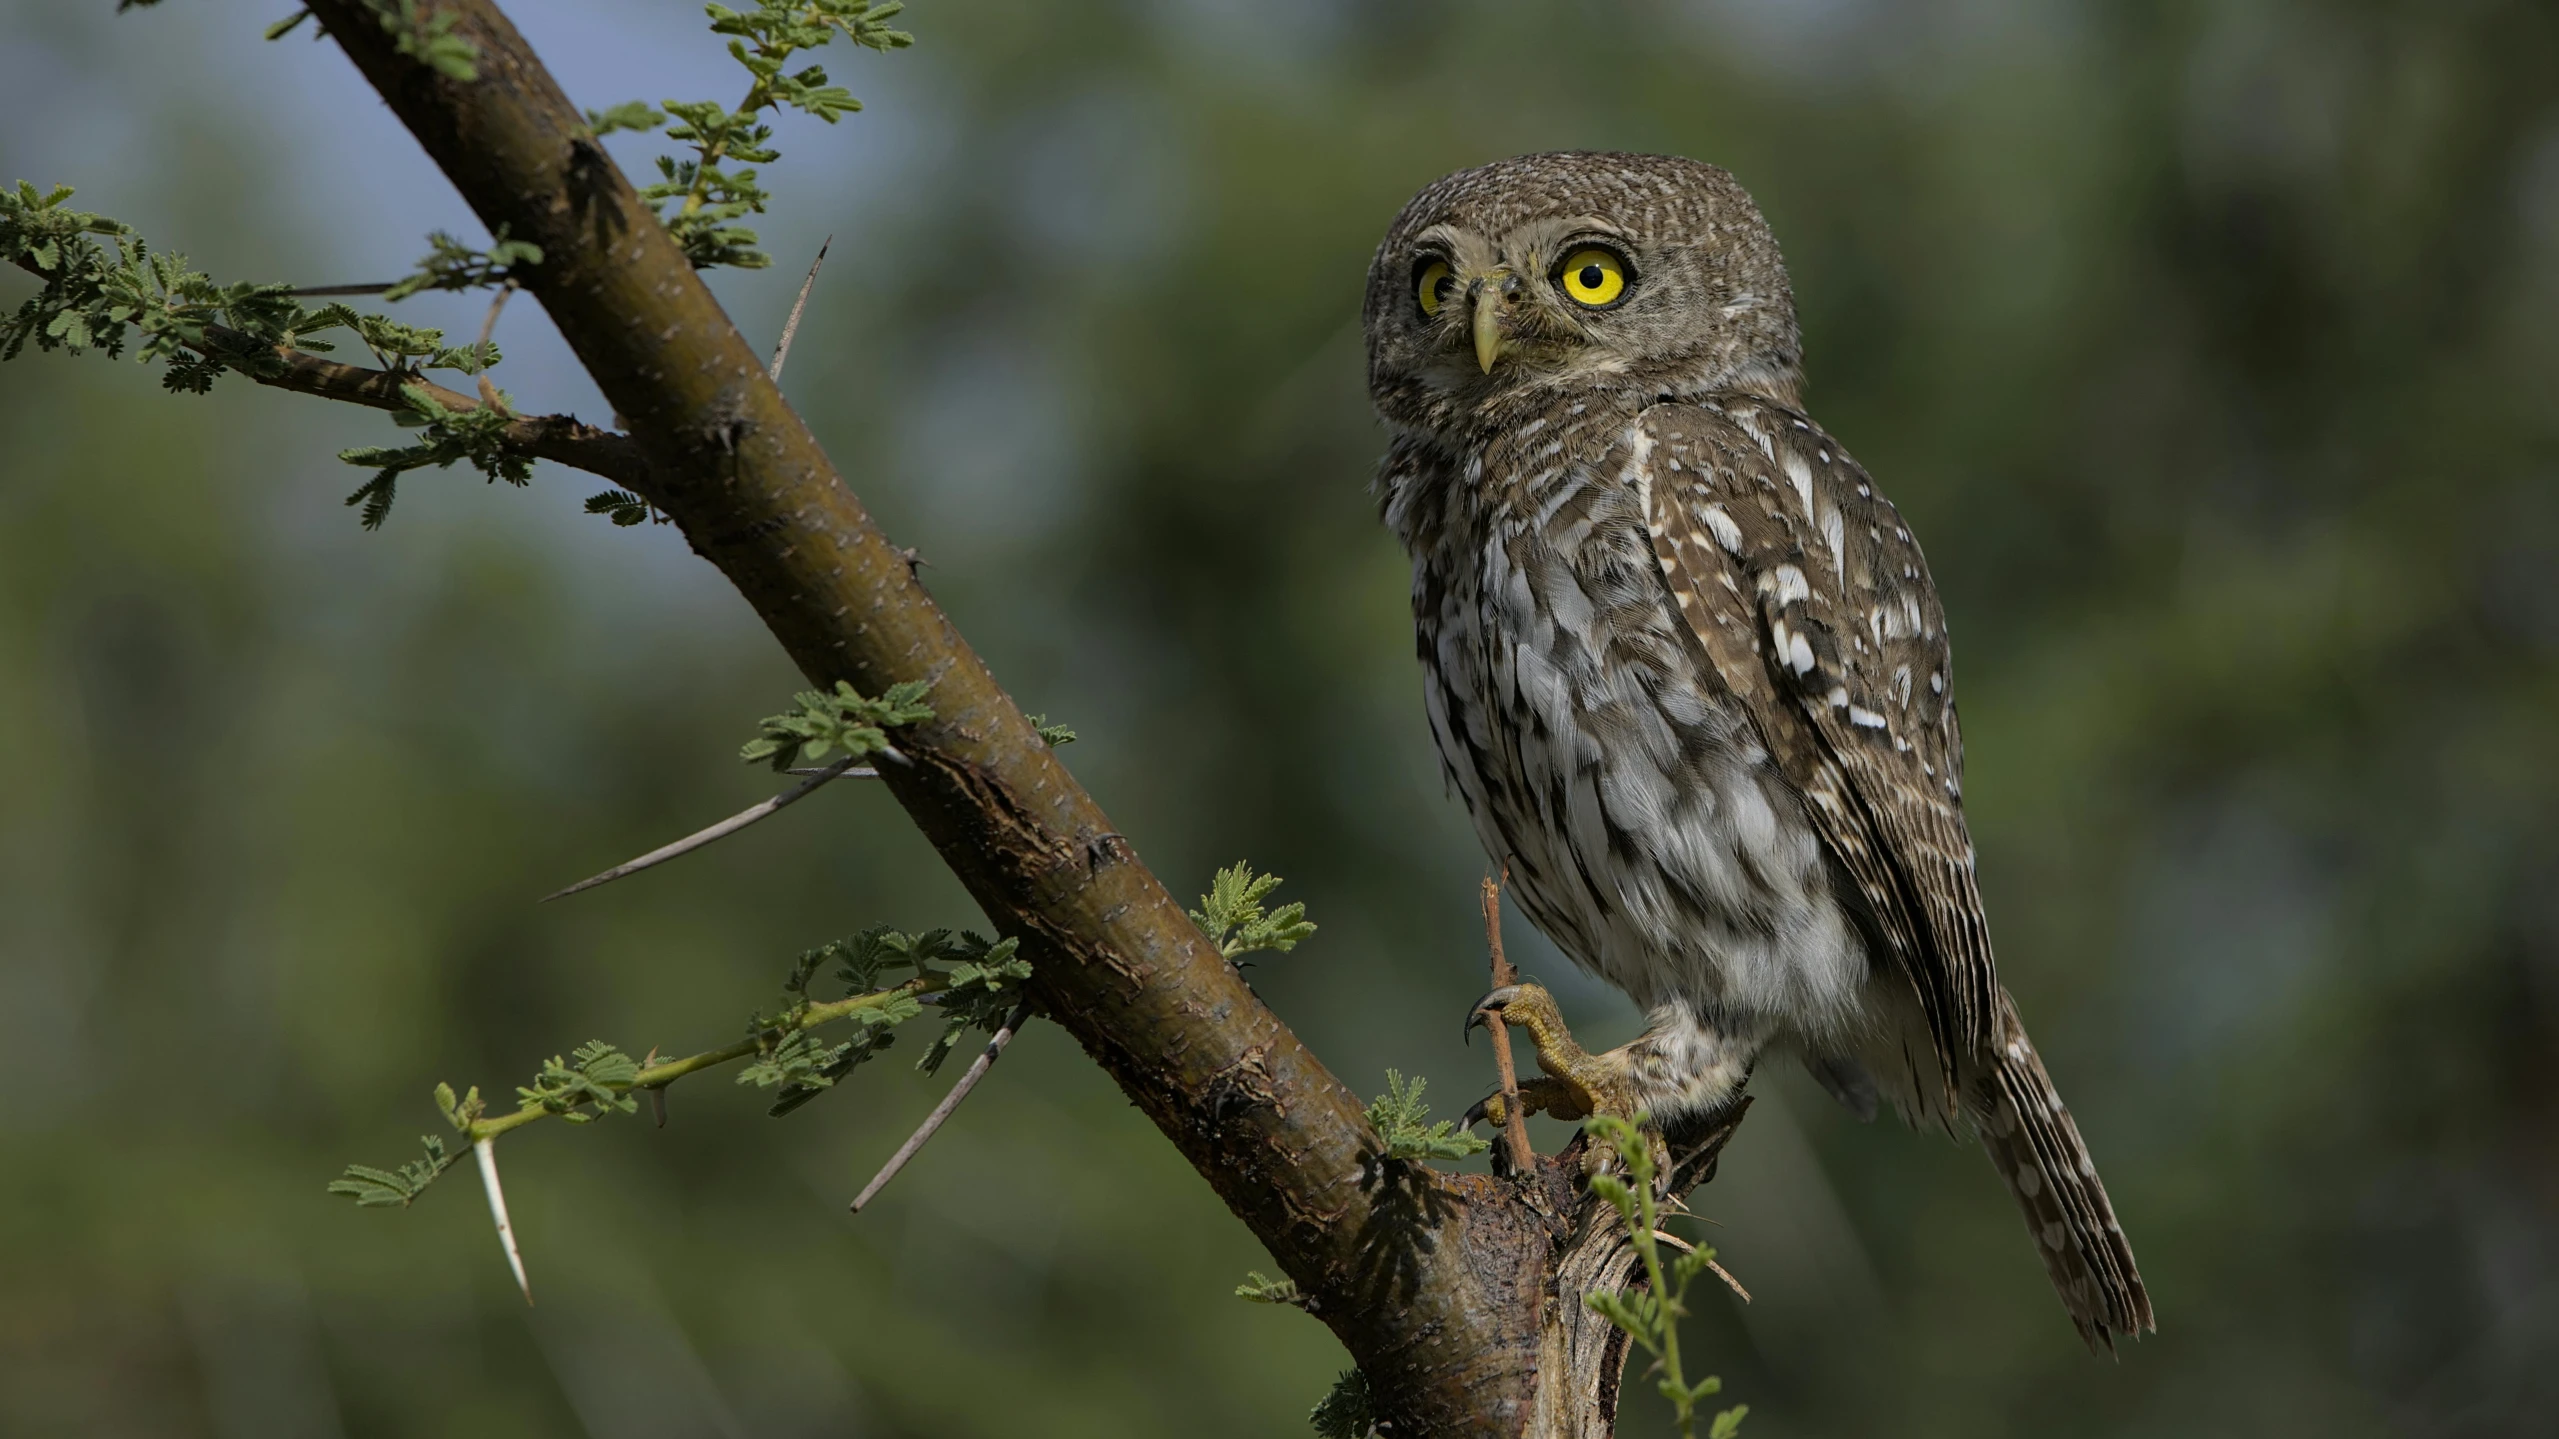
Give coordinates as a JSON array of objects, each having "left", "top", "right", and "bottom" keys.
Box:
[{"left": 1463, "top": 983, "right": 1669, "bottom": 1183}]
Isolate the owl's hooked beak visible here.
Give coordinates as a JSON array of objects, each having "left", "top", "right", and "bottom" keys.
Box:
[{"left": 1467, "top": 272, "right": 1519, "bottom": 374}]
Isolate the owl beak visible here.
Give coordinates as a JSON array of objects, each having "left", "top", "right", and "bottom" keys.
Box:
[{"left": 1471, "top": 287, "right": 1506, "bottom": 374}]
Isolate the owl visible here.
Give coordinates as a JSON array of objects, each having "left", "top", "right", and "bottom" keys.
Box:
[{"left": 1364, "top": 152, "right": 2151, "bottom": 1347}]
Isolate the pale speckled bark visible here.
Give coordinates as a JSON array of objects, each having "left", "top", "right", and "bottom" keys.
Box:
[{"left": 296, "top": 4, "right": 1741, "bottom": 1430}]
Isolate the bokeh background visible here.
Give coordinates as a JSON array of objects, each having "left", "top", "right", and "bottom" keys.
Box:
[{"left": 5, "top": 1, "right": 2556, "bottom": 1435}]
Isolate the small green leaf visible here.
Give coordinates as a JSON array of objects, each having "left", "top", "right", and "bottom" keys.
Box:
[
  {"left": 1364, "top": 1070, "right": 1488, "bottom": 1163},
  {"left": 1190, "top": 863, "right": 1316, "bottom": 961},
  {"left": 328, "top": 1133, "right": 457, "bottom": 1208},
  {"left": 1307, "top": 1369, "right": 1373, "bottom": 1439},
  {"left": 1233, "top": 1270, "right": 1304, "bottom": 1306},
  {"left": 739, "top": 679, "right": 933, "bottom": 771},
  {"left": 587, "top": 101, "right": 667, "bottom": 135}
]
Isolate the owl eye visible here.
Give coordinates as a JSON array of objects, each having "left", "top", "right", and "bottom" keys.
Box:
[
  {"left": 1415, "top": 260, "right": 1456, "bottom": 318},
  {"left": 1557, "top": 248, "right": 1628, "bottom": 308}
]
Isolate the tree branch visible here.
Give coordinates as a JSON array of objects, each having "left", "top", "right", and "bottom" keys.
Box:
[
  {"left": 5, "top": 249, "right": 651, "bottom": 488},
  {"left": 194, "top": 315, "right": 650, "bottom": 487}
]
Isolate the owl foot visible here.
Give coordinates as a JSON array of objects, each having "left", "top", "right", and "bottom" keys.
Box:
[{"left": 1464, "top": 983, "right": 1671, "bottom": 1184}]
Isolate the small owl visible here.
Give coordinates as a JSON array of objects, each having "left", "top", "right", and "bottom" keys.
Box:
[{"left": 1364, "top": 152, "right": 2151, "bottom": 1347}]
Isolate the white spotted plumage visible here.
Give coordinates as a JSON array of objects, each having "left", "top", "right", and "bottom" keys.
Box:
[{"left": 1365, "top": 150, "right": 2152, "bottom": 1348}]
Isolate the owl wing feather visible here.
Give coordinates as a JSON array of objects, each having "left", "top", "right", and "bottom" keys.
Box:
[
  {"left": 1636, "top": 397, "right": 1998, "bottom": 1082},
  {"left": 1638, "top": 396, "right": 2153, "bottom": 1346}
]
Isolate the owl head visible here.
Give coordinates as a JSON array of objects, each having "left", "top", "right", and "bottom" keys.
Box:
[{"left": 1363, "top": 152, "right": 1803, "bottom": 433}]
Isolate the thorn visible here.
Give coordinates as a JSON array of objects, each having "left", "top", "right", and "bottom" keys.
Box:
[
  {"left": 474, "top": 1137, "right": 532, "bottom": 1306},
  {"left": 542, "top": 755, "right": 870, "bottom": 902},
  {"left": 768, "top": 235, "right": 832, "bottom": 382},
  {"left": 1650, "top": 1228, "right": 1751, "bottom": 1302},
  {"left": 473, "top": 279, "right": 518, "bottom": 415},
  {"left": 643, "top": 1048, "right": 668, "bottom": 1128},
  {"left": 850, "top": 999, "right": 1034, "bottom": 1212},
  {"left": 1706, "top": 1257, "right": 1751, "bottom": 1303}
]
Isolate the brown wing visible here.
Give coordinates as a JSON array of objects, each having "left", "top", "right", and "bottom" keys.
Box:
[{"left": 1638, "top": 396, "right": 1999, "bottom": 1078}]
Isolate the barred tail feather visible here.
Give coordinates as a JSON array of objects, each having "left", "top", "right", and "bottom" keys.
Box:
[{"left": 1972, "top": 995, "right": 2153, "bottom": 1350}]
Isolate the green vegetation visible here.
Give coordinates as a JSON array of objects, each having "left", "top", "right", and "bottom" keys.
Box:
[{"left": 1583, "top": 1114, "right": 1746, "bottom": 1439}]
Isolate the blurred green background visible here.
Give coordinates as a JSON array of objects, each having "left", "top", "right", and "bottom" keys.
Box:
[{"left": 4, "top": 1, "right": 2556, "bottom": 1435}]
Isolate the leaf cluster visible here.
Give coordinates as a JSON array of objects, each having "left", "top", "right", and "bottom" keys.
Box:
[
  {"left": 325, "top": 1133, "right": 458, "bottom": 1208},
  {"left": 375, "top": 0, "right": 481, "bottom": 81},
  {"left": 4, "top": 185, "right": 535, "bottom": 530},
  {"left": 1365, "top": 1070, "right": 1489, "bottom": 1163},
  {"left": 582, "top": 488, "right": 666, "bottom": 527},
  {"left": 4, "top": 183, "right": 304, "bottom": 384},
  {"left": 1233, "top": 1270, "right": 1305, "bottom": 1307},
  {"left": 519, "top": 1041, "right": 644, "bottom": 1122},
  {"left": 1189, "top": 863, "right": 1316, "bottom": 962},
  {"left": 327, "top": 1082, "right": 482, "bottom": 1206},
  {"left": 600, "top": 1, "right": 913, "bottom": 269},
  {"left": 739, "top": 678, "right": 934, "bottom": 770},
  {"left": 1308, "top": 1370, "right": 1376, "bottom": 1439},
  {"left": 328, "top": 918, "right": 1038, "bottom": 1204},
  {"left": 303, "top": 301, "right": 498, "bottom": 374},
  {"left": 1582, "top": 1114, "right": 1747, "bottom": 1439},
  {"left": 382, "top": 228, "right": 543, "bottom": 301},
  {"left": 338, "top": 382, "right": 533, "bottom": 529},
  {"left": 754, "top": 926, "right": 1030, "bottom": 1114}
]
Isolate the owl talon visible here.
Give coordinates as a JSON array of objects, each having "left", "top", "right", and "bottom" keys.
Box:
[
  {"left": 1466, "top": 1075, "right": 1587, "bottom": 1131},
  {"left": 1464, "top": 983, "right": 1526, "bottom": 1042},
  {"left": 1465, "top": 982, "right": 1649, "bottom": 1124}
]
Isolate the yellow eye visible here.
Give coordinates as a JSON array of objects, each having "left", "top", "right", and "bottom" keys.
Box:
[
  {"left": 1415, "top": 260, "right": 1455, "bottom": 317},
  {"left": 1558, "top": 248, "right": 1627, "bottom": 307}
]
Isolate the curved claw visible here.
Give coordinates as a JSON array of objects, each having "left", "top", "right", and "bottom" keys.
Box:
[{"left": 1465, "top": 984, "right": 1525, "bottom": 1045}]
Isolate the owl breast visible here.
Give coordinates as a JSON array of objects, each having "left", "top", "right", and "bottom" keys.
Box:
[{"left": 1383, "top": 415, "right": 1869, "bottom": 1042}]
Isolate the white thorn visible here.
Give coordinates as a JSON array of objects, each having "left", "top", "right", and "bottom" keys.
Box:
[
  {"left": 769, "top": 234, "right": 833, "bottom": 381},
  {"left": 474, "top": 1137, "right": 532, "bottom": 1306},
  {"left": 542, "top": 756, "right": 871, "bottom": 901}
]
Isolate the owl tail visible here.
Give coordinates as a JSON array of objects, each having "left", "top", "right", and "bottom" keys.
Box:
[{"left": 1971, "top": 991, "right": 2154, "bottom": 1351}]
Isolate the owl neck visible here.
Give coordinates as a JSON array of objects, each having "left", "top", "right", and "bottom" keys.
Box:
[{"left": 1432, "top": 357, "right": 1807, "bottom": 441}]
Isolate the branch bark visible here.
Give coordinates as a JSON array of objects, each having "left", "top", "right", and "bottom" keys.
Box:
[{"left": 293, "top": 3, "right": 1738, "bottom": 1431}]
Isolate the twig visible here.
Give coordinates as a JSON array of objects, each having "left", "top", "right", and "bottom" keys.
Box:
[
  {"left": 466, "top": 974, "right": 948, "bottom": 1146},
  {"left": 541, "top": 755, "right": 867, "bottom": 902},
  {"left": 1481, "top": 873, "right": 1534, "bottom": 1172},
  {"left": 288, "top": 281, "right": 399, "bottom": 296},
  {"left": 473, "top": 1137, "right": 532, "bottom": 1305},
  {"left": 768, "top": 235, "right": 831, "bottom": 381},
  {"left": 473, "top": 279, "right": 517, "bottom": 413},
  {"left": 849, "top": 997, "right": 1035, "bottom": 1212},
  {"left": 1650, "top": 1229, "right": 1752, "bottom": 1303}
]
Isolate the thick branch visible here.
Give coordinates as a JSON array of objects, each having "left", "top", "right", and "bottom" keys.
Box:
[{"left": 299, "top": 2, "right": 1556, "bottom": 1432}]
